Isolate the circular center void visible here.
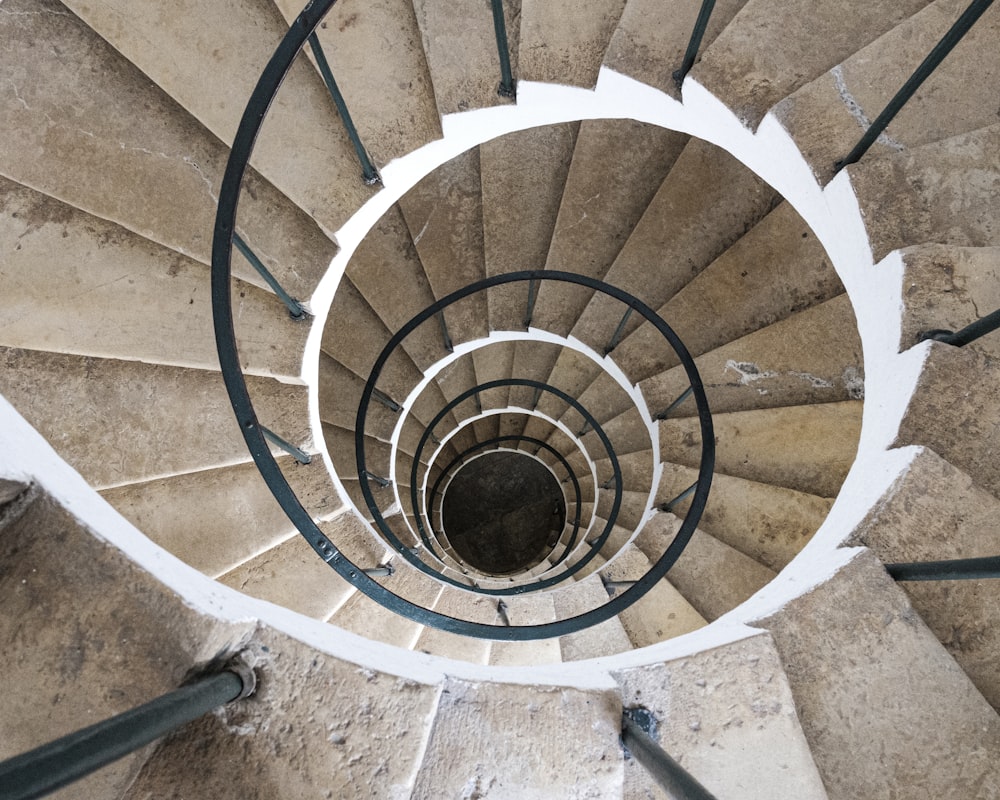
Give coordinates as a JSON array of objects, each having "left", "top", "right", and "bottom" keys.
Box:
[{"left": 441, "top": 452, "right": 566, "bottom": 575}]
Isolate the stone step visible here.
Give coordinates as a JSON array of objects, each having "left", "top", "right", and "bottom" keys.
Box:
[
  {"left": 570, "top": 136, "right": 779, "bottom": 354},
  {"left": 596, "top": 487, "right": 649, "bottom": 532},
  {"left": 530, "top": 119, "right": 689, "bottom": 336},
  {"left": 61, "top": 0, "right": 376, "bottom": 237},
  {"left": 0, "top": 347, "right": 309, "bottom": 490},
  {"left": 557, "top": 369, "right": 640, "bottom": 433},
  {"left": 481, "top": 123, "right": 579, "bottom": 332},
  {"left": 0, "top": 176, "right": 306, "bottom": 379},
  {"left": 660, "top": 401, "right": 862, "bottom": 498},
  {"left": 775, "top": 0, "right": 1000, "bottom": 182},
  {"left": 488, "top": 593, "right": 562, "bottom": 665},
  {"left": 412, "top": 0, "right": 518, "bottom": 117},
  {"left": 518, "top": 0, "right": 626, "bottom": 87},
  {"left": 753, "top": 549, "right": 1000, "bottom": 798},
  {"left": 601, "top": 543, "right": 707, "bottom": 647},
  {"left": 579, "top": 405, "right": 653, "bottom": 459},
  {"left": 410, "top": 678, "right": 623, "bottom": 798},
  {"left": 271, "top": 0, "right": 443, "bottom": 166},
  {"left": 413, "top": 586, "right": 498, "bottom": 663},
  {"left": 0, "top": 487, "right": 243, "bottom": 800},
  {"left": 593, "top": 449, "right": 656, "bottom": 499},
  {"left": 657, "top": 462, "right": 833, "bottom": 571},
  {"left": 399, "top": 149, "right": 489, "bottom": 347},
  {"left": 344, "top": 204, "right": 449, "bottom": 373},
  {"left": 217, "top": 512, "right": 387, "bottom": 621},
  {"left": 604, "top": 0, "right": 749, "bottom": 100},
  {"left": 847, "top": 122, "right": 1000, "bottom": 263},
  {"left": 893, "top": 341, "right": 1000, "bottom": 497},
  {"left": 897, "top": 245, "right": 1000, "bottom": 360},
  {"left": 0, "top": 0, "right": 336, "bottom": 301},
  {"left": 615, "top": 632, "right": 829, "bottom": 800},
  {"left": 848, "top": 446, "right": 1000, "bottom": 710},
  {"left": 101, "top": 458, "right": 341, "bottom": 579},
  {"left": 635, "top": 513, "right": 776, "bottom": 621},
  {"left": 553, "top": 570, "right": 633, "bottom": 660},
  {"left": 534, "top": 347, "right": 604, "bottom": 422},
  {"left": 471, "top": 340, "right": 517, "bottom": 411},
  {"left": 613, "top": 200, "right": 842, "bottom": 384},
  {"left": 691, "top": 0, "right": 934, "bottom": 128},
  {"left": 641, "top": 294, "right": 864, "bottom": 418}
]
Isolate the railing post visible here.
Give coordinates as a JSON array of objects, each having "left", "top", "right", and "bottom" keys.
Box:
[
  {"left": 673, "top": 0, "right": 717, "bottom": 89},
  {"left": 835, "top": 0, "right": 995, "bottom": 172},
  {"left": 657, "top": 386, "right": 694, "bottom": 420},
  {"left": 232, "top": 233, "right": 308, "bottom": 319},
  {"left": 919, "top": 305, "right": 1000, "bottom": 348},
  {"left": 604, "top": 307, "right": 634, "bottom": 355},
  {"left": 0, "top": 665, "right": 255, "bottom": 800},
  {"left": 887, "top": 555, "right": 1000, "bottom": 581},
  {"left": 261, "top": 426, "right": 312, "bottom": 465},
  {"left": 660, "top": 481, "right": 698, "bottom": 513},
  {"left": 307, "top": 33, "right": 380, "bottom": 185},
  {"left": 622, "top": 708, "right": 719, "bottom": 800},
  {"left": 489, "top": 0, "right": 517, "bottom": 99}
]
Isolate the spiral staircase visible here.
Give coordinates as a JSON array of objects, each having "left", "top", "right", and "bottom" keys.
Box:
[{"left": 1, "top": 0, "right": 999, "bottom": 797}]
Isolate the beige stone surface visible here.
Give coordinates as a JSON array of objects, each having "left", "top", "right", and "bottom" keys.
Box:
[
  {"left": 0, "top": 491, "right": 243, "bottom": 800},
  {"left": 534, "top": 347, "right": 603, "bottom": 422},
  {"left": 318, "top": 353, "right": 411, "bottom": 447},
  {"left": 569, "top": 369, "right": 638, "bottom": 429},
  {"left": 894, "top": 342, "right": 1000, "bottom": 497},
  {"left": 614, "top": 633, "right": 829, "bottom": 800},
  {"left": 0, "top": 0, "right": 336, "bottom": 298},
  {"left": 472, "top": 340, "right": 517, "bottom": 410},
  {"left": 0, "top": 347, "right": 309, "bottom": 490},
  {"left": 614, "top": 201, "right": 842, "bottom": 383},
  {"left": 489, "top": 593, "right": 562, "bottom": 665},
  {"left": 571, "top": 137, "right": 778, "bottom": 353},
  {"left": 0, "top": 177, "right": 306, "bottom": 378},
  {"left": 413, "top": 0, "right": 518, "bottom": 116},
  {"left": 661, "top": 400, "right": 862, "bottom": 497},
  {"left": 604, "top": 0, "right": 748, "bottom": 99},
  {"left": 531, "top": 120, "right": 689, "bottom": 336},
  {"left": 755, "top": 550, "right": 1000, "bottom": 800},
  {"left": 63, "top": 0, "right": 376, "bottom": 236},
  {"left": 481, "top": 123, "right": 579, "bottom": 332},
  {"left": 518, "top": 0, "right": 626, "bottom": 87},
  {"left": 506, "top": 339, "right": 562, "bottom": 410},
  {"left": 554, "top": 573, "right": 632, "bottom": 660},
  {"left": 636, "top": 513, "right": 775, "bottom": 621},
  {"left": 581, "top": 406, "right": 652, "bottom": 458},
  {"left": 594, "top": 448, "right": 656, "bottom": 497},
  {"left": 898, "top": 245, "right": 1000, "bottom": 359},
  {"left": 345, "top": 204, "right": 447, "bottom": 372},
  {"left": 127, "top": 626, "right": 439, "bottom": 800},
  {"left": 848, "top": 123, "right": 1000, "bottom": 262},
  {"left": 596, "top": 487, "right": 647, "bottom": 532},
  {"left": 101, "top": 458, "right": 340, "bottom": 577},
  {"left": 413, "top": 587, "right": 497, "bottom": 662},
  {"left": 775, "top": 0, "right": 1000, "bottom": 181},
  {"left": 411, "top": 678, "right": 623, "bottom": 798},
  {"left": 657, "top": 462, "right": 832, "bottom": 571},
  {"left": 641, "top": 294, "right": 864, "bottom": 417},
  {"left": 850, "top": 447, "right": 1000, "bottom": 709},
  {"left": 273, "top": 0, "right": 442, "bottom": 165},
  {"left": 691, "top": 0, "right": 932, "bottom": 128},
  {"left": 602, "top": 544, "right": 707, "bottom": 646}
]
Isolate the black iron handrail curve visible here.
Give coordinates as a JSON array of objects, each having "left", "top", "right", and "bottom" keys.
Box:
[
  {"left": 213, "top": 0, "right": 714, "bottom": 637},
  {"left": 426, "top": 434, "right": 584, "bottom": 571}
]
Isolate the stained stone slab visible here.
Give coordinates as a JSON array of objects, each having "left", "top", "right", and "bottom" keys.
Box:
[
  {"left": 412, "top": 0, "right": 518, "bottom": 116},
  {"left": 847, "top": 123, "right": 1000, "bottom": 263},
  {"left": 413, "top": 587, "right": 497, "bottom": 663},
  {"left": 272, "top": 0, "right": 443, "bottom": 165},
  {"left": 61, "top": 0, "right": 375, "bottom": 236},
  {"left": 774, "top": 0, "right": 1000, "bottom": 182},
  {"left": 604, "top": 0, "right": 749, "bottom": 99},
  {"left": 398, "top": 149, "right": 489, "bottom": 345},
  {"left": 481, "top": 123, "right": 579, "bottom": 332},
  {"left": 126, "top": 627, "right": 440, "bottom": 800},
  {"left": 690, "top": 0, "right": 933, "bottom": 128},
  {"left": 531, "top": 120, "right": 689, "bottom": 336},
  {"left": 894, "top": 341, "right": 1000, "bottom": 497},
  {"left": 754, "top": 550, "right": 1000, "bottom": 800},
  {"left": 553, "top": 573, "right": 632, "bottom": 660},
  {"left": 614, "top": 633, "right": 828, "bottom": 800},
  {"left": 613, "top": 201, "right": 842, "bottom": 384},
  {"left": 0, "top": 177, "right": 306, "bottom": 379},
  {"left": 640, "top": 294, "right": 864, "bottom": 417},
  {"left": 897, "top": 245, "right": 1000, "bottom": 359},
  {"left": 0, "top": 0, "right": 337, "bottom": 298},
  {"left": 518, "top": 0, "right": 626, "bottom": 87},
  {"left": 660, "top": 401, "right": 862, "bottom": 498},
  {"left": 636, "top": 513, "right": 775, "bottom": 621},
  {"left": 657, "top": 462, "right": 832, "bottom": 571},
  {"left": 0, "top": 348, "right": 310, "bottom": 490},
  {"left": 411, "top": 678, "right": 623, "bottom": 799},
  {"left": 849, "top": 446, "right": 1000, "bottom": 709},
  {"left": 488, "top": 593, "right": 562, "bottom": 665},
  {"left": 102, "top": 458, "right": 342, "bottom": 578}
]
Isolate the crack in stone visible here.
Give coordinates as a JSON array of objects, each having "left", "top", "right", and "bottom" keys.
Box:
[{"left": 831, "top": 65, "right": 904, "bottom": 152}]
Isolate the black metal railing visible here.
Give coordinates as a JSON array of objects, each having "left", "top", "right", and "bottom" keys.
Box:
[{"left": 622, "top": 708, "right": 719, "bottom": 800}]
